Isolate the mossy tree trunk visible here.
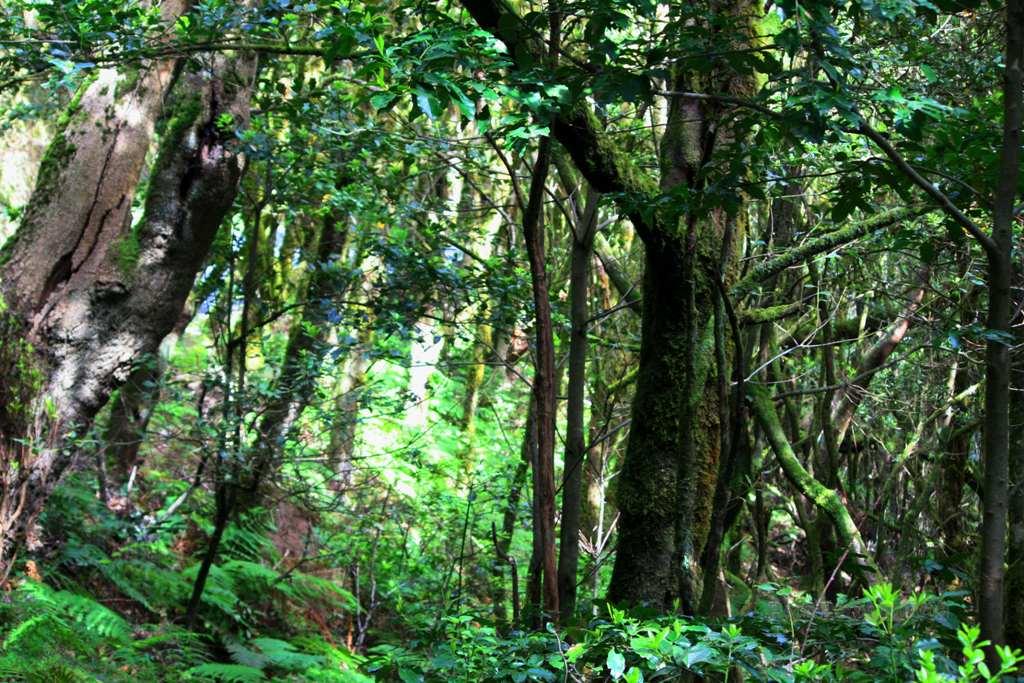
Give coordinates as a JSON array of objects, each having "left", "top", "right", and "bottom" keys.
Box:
[
  {"left": 0, "top": 50, "right": 255, "bottom": 575},
  {"left": 749, "top": 384, "right": 878, "bottom": 577},
  {"left": 458, "top": 0, "right": 755, "bottom": 611},
  {"left": 556, "top": 181, "right": 598, "bottom": 621}
]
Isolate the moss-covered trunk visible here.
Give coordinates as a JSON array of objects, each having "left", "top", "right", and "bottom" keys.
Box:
[
  {"left": 0, "top": 52, "right": 255, "bottom": 575},
  {"left": 606, "top": 243, "right": 698, "bottom": 609}
]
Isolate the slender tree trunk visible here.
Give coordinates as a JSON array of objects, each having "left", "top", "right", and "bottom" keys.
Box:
[
  {"left": 979, "top": 0, "right": 1021, "bottom": 654},
  {"left": 829, "top": 269, "right": 929, "bottom": 447},
  {"left": 940, "top": 355, "right": 974, "bottom": 554},
  {"left": 460, "top": 322, "right": 493, "bottom": 473},
  {"left": 241, "top": 200, "right": 351, "bottom": 507},
  {"left": 522, "top": 138, "right": 559, "bottom": 623},
  {"left": 493, "top": 399, "right": 533, "bottom": 631},
  {"left": 1007, "top": 320, "right": 1024, "bottom": 647},
  {"left": 329, "top": 328, "right": 372, "bottom": 488},
  {"left": 557, "top": 186, "right": 598, "bottom": 621}
]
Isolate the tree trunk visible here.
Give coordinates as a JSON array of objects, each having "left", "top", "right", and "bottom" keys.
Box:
[
  {"left": 493, "top": 399, "right": 533, "bottom": 631},
  {"left": 0, "top": 51, "right": 255, "bottom": 575},
  {"left": 522, "top": 138, "right": 559, "bottom": 623},
  {"left": 829, "top": 269, "right": 929, "bottom": 447},
  {"left": 979, "top": 0, "right": 1021, "bottom": 655},
  {"left": 242, "top": 200, "right": 351, "bottom": 507},
  {"left": 607, "top": 241, "right": 704, "bottom": 609},
  {"left": 1006, "top": 318, "right": 1024, "bottom": 647},
  {"left": 557, "top": 185, "right": 598, "bottom": 621}
]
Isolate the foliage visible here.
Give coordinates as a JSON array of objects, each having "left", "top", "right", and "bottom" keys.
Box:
[{"left": 0, "top": 0, "right": 1022, "bottom": 679}]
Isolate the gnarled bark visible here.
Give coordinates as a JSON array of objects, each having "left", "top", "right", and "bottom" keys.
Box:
[{"left": 0, "top": 50, "right": 255, "bottom": 574}]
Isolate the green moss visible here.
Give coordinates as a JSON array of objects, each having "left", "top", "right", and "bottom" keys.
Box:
[
  {"left": 0, "top": 76, "right": 98, "bottom": 269},
  {"left": 113, "top": 67, "right": 141, "bottom": 100},
  {"left": 158, "top": 94, "right": 202, "bottom": 148},
  {"left": 739, "top": 302, "right": 802, "bottom": 325},
  {"left": 55, "top": 73, "right": 97, "bottom": 129},
  {"left": 581, "top": 106, "right": 659, "bottom": 199},
  {"left": 114, "top": 228, "right": 142, "bottom": 275},
  {"left": 748, "top": 383, "right": 878, "bottom": 575},
  {"left": 0, "top": 302, "right": 44, "bottom": 439}
]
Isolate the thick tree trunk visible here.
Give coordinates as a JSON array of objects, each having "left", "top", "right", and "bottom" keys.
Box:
[
  {"left": 0, "top": 51, "right": 255, "bottom": 575},
  {"left": 607, "top": 242, "right": 705, "bottom": 610}
]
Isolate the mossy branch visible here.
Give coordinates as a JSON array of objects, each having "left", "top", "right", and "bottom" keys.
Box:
[
  {"left": 738, "top": 301, "right": 802, "bottom": 325},
  {"left": 733, "top": 207, "right": 923, "bottom": 295},
  {"left": 747, "top": 383, "right": 878, "bottom": 577}
]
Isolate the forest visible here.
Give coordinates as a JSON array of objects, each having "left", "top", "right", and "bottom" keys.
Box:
[{"left": 0, "top": 0, "right": 1022, "bottom": 680}]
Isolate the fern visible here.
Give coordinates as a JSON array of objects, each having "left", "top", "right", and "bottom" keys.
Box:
[
  {"left": 0, "top": 582, "right": 134, "bottom": 681},
  {"left": 220, "top": 510, "right": 275, "bottom": 561},
  {"left": 185, "top": 663, "right": 266, "bottom": 682},
  {"left": 249, "top": 637, "right": 325, "bottom": 671}
]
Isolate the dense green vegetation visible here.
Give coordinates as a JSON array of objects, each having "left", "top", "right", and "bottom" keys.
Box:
[{"left": 0, "top": 0, "right": 1022, "bottom": 679}]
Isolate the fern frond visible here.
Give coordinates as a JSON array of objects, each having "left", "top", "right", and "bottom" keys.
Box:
[
  {"left": 185, "top": 662, "right": 266, "bottom": 682},
  {"left": 249, "top": 637, "right": 324, "bottom": 672}
]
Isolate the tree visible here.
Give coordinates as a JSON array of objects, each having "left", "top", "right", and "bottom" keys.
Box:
[{"left": 0, "top": 44, "right": 256, "bottom": 574}]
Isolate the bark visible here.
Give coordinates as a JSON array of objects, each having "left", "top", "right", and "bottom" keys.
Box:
[
  {"left": 557, "top": 185, "right": 598, "bottom": 621},
  {"left": 0, "top": 49, "right": 255, "bottom": 574},
  {"left": 522, "top": 137, "right": 559, "bottom": 623},
  {"left": 1007, "top": 326, "right": 1024, "bottom": 647},
  {"left": 980, "top": 0, "right": 1022, "bottom": 654}
]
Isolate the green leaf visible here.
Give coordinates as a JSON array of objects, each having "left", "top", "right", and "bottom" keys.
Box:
[
  {"left": 683, "top": 643, "right": 716, "bottom": 668},
  {"left": 624, "top": 667, "right": 645, "bottom": 683},
  {"left": 370, "top": 92, "right": 399, "bottom": 111},
  {"left": 607, "top": 649, "right": 626, "bottom": 680}
]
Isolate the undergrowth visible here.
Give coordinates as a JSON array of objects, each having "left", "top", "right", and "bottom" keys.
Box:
[{"left": 0, "top": 475, "right": 1019, "bottom": 681}]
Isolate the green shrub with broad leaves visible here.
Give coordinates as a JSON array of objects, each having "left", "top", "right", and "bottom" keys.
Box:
[{"left": 366, "top": 583, "right": 1023, "bottom": 683}]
